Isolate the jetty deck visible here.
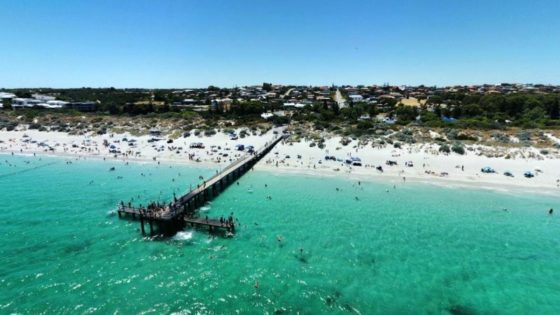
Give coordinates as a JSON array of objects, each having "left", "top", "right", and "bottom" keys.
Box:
[
  {"left": 184, "top": 216, "right": 235, "bottom": 232},
  {"left": 118, "top": 130, "right": 287, "bottom": 235}
]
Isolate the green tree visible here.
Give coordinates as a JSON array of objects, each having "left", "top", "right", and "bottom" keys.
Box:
[
  {"left": 462, "top": 104, "right": 483, "bottom": 117},
  {"left": 395, "top": 105, "right": 418, "bottom": 124},
  {"left": 551, "top": 99, "right": 560, "bottom": 119},
  {"left": 262, "top": 83, "right": 273, "bottom": 92},
  {"left": 2, "top": 98, "right": 12, "bottom": 110}
]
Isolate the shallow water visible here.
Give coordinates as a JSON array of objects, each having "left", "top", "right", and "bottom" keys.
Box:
[{"left": 0, "top": 154, "right": 559, "bottom": 314}]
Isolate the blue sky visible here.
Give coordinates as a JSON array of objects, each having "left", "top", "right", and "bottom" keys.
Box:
[{"left": 1, "top": 0, "right": 559, "bottom": 88}]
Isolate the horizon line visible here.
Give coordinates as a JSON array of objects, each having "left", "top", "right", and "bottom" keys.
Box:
[{"left": 2, "top": 81, "right": 560, "bottom": 90}]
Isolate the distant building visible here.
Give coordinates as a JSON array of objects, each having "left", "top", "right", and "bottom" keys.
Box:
[
  {"left": 181, "top": 99, "right": 199, "bottom": 105},
  {"left": 0, "top": 92, "right": 16, "bottom": 108},
  {"left": 348, "top": 94, "right": 364, "bottom": 102},
  {"left": 9, "top": 94, "right": 91, "bottom": 110},
  {"left": 358, "top": 114, "right": 370, "bottom": 121},
  {"left": 283, "top": 102, "right": 306, "bottom": 108},
  {"left": 261, "top": 112, "right": 274, "bottom": 120},
  {"left": 31, "top": 94, "right": 56, "bottom": 102},
  {"left": 0, "top": 92, "right": 16, "bottom": 99},
  {"left": 12, "top": 98, "right": 43, "bottom": 108},
  {"left": 212, "top": 98, "right": 233, "bottom": 112},
  {"left": 44, "top": 100, "right": 68, "bottom": 109}
]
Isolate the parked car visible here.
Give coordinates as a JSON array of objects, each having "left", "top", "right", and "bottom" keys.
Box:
[{"left": 190, "top": 142, "right": 204, "bottom": 149}]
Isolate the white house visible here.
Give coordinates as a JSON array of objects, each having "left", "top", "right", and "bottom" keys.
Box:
[
  {"left": 0, "top": 92, "right": 16, "bottom": 99},
  {"left": 348, "top": 94, "right": 364, "bottom": 102},
  {"left": 0, "top": 92, "right": 16, "bottom": 108},
  {"left": 261, "top": 112, "right": 274, "bottom": 120},
  {"left": 45, "top": 100, "right": 68, "bottom": 109},
  {"left": 31, "top": 94, "right": 56, "bottom": 102},
  {"left": 12, "top": 98, "right": 42, "bottom": 108},
  {"left": 283, "top": 102, "right": 306, "bottom": 108},
  {"left": 358, "top": 114, "right": 371, "bottom": 121},
  {"left": 12, "top": 98, "right": 67, "bottom": 109}
]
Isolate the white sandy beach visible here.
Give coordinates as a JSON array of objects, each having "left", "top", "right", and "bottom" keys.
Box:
[{"left": 1, "top": 127, "right": 559, "bottom": 195}]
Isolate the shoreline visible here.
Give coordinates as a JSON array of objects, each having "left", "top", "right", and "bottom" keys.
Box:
[
  {"left": 3, "top": 149, "right": 560, "bottom": 198},
  {"left": 1, "top": 128, "right": 559, "bottom": 197}
]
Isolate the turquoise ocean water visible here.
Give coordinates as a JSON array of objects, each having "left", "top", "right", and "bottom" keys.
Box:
[{"left": 0, "top": 154, "right": 559, "bottom": 314}]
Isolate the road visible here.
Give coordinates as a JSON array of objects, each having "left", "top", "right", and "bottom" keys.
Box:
[{"left": 334, "top": 89, "right": 347, "bottom": 109}]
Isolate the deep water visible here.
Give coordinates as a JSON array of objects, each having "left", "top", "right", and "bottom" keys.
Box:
[{"left": 0, "top": 154, "right": 559, "bottom": 314}]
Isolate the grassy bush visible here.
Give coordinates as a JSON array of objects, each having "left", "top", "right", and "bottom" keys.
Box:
[
  {"left": 439, "top": 144, "right": 450, "bottom": 153},
  {"left": 451, "top": 143, "right": 465, "bottom": 155},
  {"left": 204, "top": 129, "right": 216, "bottom": 136}
]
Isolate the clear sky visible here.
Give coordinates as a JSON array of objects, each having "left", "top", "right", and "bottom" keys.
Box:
[{"left": 1, "top": 0, "right": 559, "bottom": 88}]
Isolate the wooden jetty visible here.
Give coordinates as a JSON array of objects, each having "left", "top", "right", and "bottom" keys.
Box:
[
  {"left": 117, "top": 131, "right": 287, "bottom": 236},
  {"left": 184, "top": 216, "right": 235, "bottom": 233}
]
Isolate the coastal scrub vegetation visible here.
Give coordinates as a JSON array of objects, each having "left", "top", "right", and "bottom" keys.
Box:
[{"left": 1, "top": 88, "right": 559, "bottom": 142}]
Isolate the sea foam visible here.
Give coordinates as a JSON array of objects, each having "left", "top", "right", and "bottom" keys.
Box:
[{"left": 172, "top": 231, "right": 194, "bottom": 241}]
